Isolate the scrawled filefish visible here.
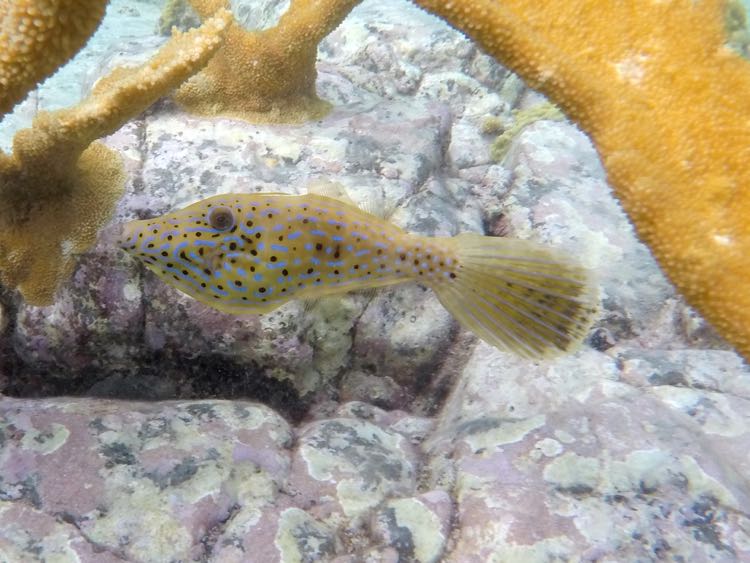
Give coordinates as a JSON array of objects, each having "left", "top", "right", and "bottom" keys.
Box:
[{"left": 118, "top": 184, "right": 598, "bottom": 358}]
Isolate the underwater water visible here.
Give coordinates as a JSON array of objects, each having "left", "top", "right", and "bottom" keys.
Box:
[{"left": 0, "top": 0, "right": 749, "bottom": 561}]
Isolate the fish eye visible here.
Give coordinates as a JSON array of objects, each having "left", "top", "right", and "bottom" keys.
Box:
[{"left": 208, "top": 206, "right": 235, "bottom": 231}]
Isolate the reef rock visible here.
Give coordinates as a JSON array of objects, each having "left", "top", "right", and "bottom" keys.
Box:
[
  {"left": 426, "top": 346, "right": 750, "bottom": 561},
  {"left": 1, "top": 0, "right": 749, "bottom": 561}
]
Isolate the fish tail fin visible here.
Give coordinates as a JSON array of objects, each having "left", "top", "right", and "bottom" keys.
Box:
[{"left": 429, "top": 233, "right": 598, "bottom": 358}]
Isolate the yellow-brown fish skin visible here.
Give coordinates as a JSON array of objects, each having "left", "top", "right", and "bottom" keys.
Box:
[
  {"left": 119, "top": 191, "right": 598, "bottom": 358},
  {"left": 119, "top": 193, "right": 454, "bottom": 313}
]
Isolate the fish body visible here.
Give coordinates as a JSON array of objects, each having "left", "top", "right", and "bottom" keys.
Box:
[{"left": 119, "top": 189, "right": 598, "bottom": 358}]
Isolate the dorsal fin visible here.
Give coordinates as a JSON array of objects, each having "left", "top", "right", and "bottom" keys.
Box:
[
  {"left": 359, "top": 194, "right": 396, "bottom": 220},
  {"left": 306, "top": 180, "right": 396, "bottom": 219},
  {"left": 306, "top": 180, "right": 358, "bottom": 206}
]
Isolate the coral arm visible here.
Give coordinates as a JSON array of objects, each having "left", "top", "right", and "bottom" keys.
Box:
[
  {"left": 0, "top": 0, "right": 108, "bottom": 117},
  {"left": 0, "top": 11, "right": 231, "bottom": 304},
  {"left": 413, "top": 0, "right": 750, "bottom": 359},
  {"left": 175, "top": 0, "right": 361, "bottom": 122}
]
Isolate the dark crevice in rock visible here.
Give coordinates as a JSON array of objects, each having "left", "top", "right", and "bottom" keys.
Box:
[
  {"left": 2, "top": 352, "right": 309, "bottom": 424},
  {"left": 0, "top": 285, "right": 19, "bottom": 393}
]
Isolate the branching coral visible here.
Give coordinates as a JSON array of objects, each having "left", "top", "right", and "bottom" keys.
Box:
[
  {"left": 173, "top": 0, "right": 361, "bottom": 123},
  {"left": 0, "top": 10, "right": 231, "bottom": 304},
  {"left": 413, "top": 0, "right": 750, "bottom": 360},
  {"left": 0, "top": 0, "right": 108, "bottom": 117}
]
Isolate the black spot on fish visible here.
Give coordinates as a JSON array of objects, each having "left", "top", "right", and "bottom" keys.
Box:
[
  {"left": 259, "top": 287, "right": 266, "bottom": 293},
  {"left": 315, "top": 243, "right": 323, "bottom": 251}
]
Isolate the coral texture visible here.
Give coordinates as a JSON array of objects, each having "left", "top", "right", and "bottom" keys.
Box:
[
  {"left": 413, "top": 0, "right": 750, "bottom": 360},
  {"left": 174, "top": 0, "right": 361, "bottom": 123},
  {"left": 0, "top": 11, "right": 231, "bottom": 304},
  {"left": 0, "top": 0, "right": 108, "bottom": 117}
]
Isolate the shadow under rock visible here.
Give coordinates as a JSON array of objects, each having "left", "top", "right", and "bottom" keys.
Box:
[{"left": 0, "top": 349, "right": 309, "bottom": 424}]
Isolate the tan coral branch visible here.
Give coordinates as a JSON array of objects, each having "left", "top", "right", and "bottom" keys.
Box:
[
  {"left": 413, "top": 0, "right": 750, "bottom": 359},
  {"left": 0, "top": 10, "right": 231, "bottom": 305},
  {"left": 0, "top": 0, "right": 108, "bottom": 117},
  {"left": 174, "top": 0, "right": 361, "bottom": 123}
]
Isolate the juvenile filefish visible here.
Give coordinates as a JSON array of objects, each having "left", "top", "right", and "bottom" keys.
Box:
[{"left": 118, "top": 184, "right": 598, "bottom": 358}]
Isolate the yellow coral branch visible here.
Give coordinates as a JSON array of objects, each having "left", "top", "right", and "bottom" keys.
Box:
[
  {"left": 0, "top": 0, "right": 108, "bottom": 117},
  {"left": 0, "top": 10, "right": 231, "bottom": 305},
  {"left": 174, "top": 0, "right": 361, "bottom": 123},
  {"left": 413, "top": 0, "right": 750, "bottom": 360}
]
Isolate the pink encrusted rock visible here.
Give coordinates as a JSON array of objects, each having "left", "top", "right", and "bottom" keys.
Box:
[
  {"left": 0, "top": 398, "right": 292, "bottom": 562},
  {"left": 0, "top": 504, "right": 123, "bottom": 563},
  {"left": 370, "top": 490, "right": 453, "bottom": 563},
  {"left": 211, "top": 505, "right": 340, "bottom": 563},
  {"left": 352, "top": 284, "right": 455, "bottom": 391},
  {"left": 425, "top": 344, "right": 750, "bottom": 561},
  {"left": 288, "top": 417, "right": 419, "bottom": 522}
]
